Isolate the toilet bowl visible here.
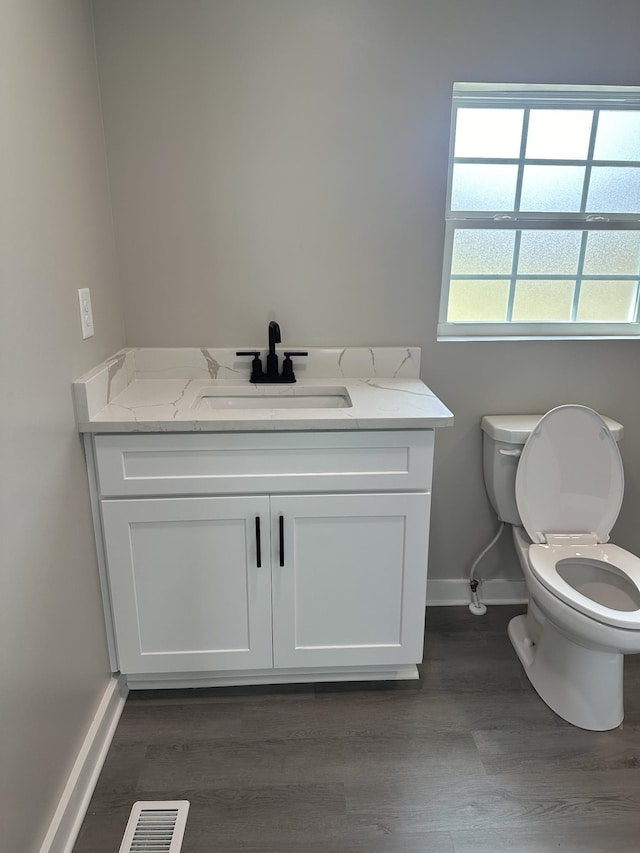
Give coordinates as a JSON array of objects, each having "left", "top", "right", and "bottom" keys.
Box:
[{"left": 482, "top": 405, "right": 640, "bottom": 730}]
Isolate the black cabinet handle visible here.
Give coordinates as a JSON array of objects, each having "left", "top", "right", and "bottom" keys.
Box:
[
  {"left": 255, "top": 516, "right": 262, "bottom": 568},
  {"left": 279, "top": 515, "right": 284, "bottom": 566}
]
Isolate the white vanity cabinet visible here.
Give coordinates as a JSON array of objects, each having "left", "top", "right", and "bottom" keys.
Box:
[
  {"left": 92, "top": 430, "right": 434, "bottom": 687},
  {"left": 269, "top": 492, "right": 430, "bottom": 669},
  {"left": 101, "top": 495, "right": 273, "bottom": 675}
]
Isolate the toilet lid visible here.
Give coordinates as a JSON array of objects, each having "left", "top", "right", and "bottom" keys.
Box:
[{"left": 515, "top": 405, "right": 624, "bottom": 545}]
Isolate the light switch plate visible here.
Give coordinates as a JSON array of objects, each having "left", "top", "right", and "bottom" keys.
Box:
[{"left": 78, "top": 288, "right": 94, "bottom": 339}]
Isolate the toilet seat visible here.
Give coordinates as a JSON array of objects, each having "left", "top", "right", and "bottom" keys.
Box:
[
  {"left": 516, "top": 405, "right": 640, "bottom": 630},
  {"left": 515, "top": 404, "right": 624, "bottom": 546},
  {"left": 528, "top": 542, "right": 640, "bottom": 629}
]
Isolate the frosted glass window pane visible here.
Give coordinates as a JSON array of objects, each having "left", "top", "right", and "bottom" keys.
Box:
[
  {"left": 577, "top": 281, "right": 638, "bottom": 321},
  {"left": 512, "top": 280, "right": 575, "bottom": 321},
  {"left": 451, "top": 230, "right": 515, "bottom": 275},
  {"left": 447, "top": 280, "right": 509, "bottom": 322},
  {"left": 583, "top": 232, "right": 640, "bottom": 275},
  {"left": 594, "top": 112, "right": 640, "bottom": 161},
  {"left": 526, "top": 110, "right": 593, "bottom": 160},
  {"left": 517, "top": 231, "right": 582, "bottom": 274},
  {"left": 451, "top": 164, "right": 518, "bottom": 211},
  {"left": 454, "top": 108, "right": 524, "bottom": 158},
  {"left": 587, "top": 167, "right": 640, "bottom": 213},
  {"left": 519, "top": 165, "right": 585, "bottom": 211}
]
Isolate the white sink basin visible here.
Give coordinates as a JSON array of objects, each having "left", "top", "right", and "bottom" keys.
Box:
[{"left": 196, "top": 386, "right": 352, "bottom": 410}]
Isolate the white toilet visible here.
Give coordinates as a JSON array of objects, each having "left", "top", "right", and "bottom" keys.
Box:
[{"left": 481, "top": 405, "right": 640, "bottom": 731}]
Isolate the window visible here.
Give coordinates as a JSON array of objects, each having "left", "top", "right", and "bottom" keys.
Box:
[{"left": 438, "top": 84, "right": 640, "bottom": 340}]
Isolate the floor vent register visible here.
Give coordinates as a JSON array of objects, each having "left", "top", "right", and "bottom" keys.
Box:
[{"left": 117, "top": 801, "right": 190, "bottom": 853}]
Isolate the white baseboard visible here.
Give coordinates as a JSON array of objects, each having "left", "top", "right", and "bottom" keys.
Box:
[
  {"left": 427, "top": 578, "right": 527, "bottom": 606},
  {"left": 38, "top": 675, "right": 128, "bottom": 853}
]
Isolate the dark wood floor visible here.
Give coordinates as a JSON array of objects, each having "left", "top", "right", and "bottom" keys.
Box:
[{"left": 74, "top": 606, "right": 640, "bottom": 853}]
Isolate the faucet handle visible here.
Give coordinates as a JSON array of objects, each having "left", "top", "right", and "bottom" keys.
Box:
[
  {"left": 281, "top": 351, "right": 308, "bottom": 382},
  {"left": 236, "top": 351, "right": 264, "bottom": 382}
]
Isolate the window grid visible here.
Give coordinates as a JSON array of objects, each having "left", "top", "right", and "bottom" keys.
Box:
[
  {"left": 441, "top": 88, "right": 640, "bottom": 337},
  {"left": 505, "top": 230, "right": 522, "bottom": 322},
  {"left": 450, "top": 238, "right": 640, "bottom": 324},
  {"left": 570, "top": 232, "right": 590, "bottom": 321},
  {"left": 450, "top": 108, "right": 640, "bottom": 216},
  {"left": 578, "top": 110, "right": 600, "bottom": 213},
  {"left": 449, "top": 273, "right": 640, "bottom": 281},
  {"left": 633, "top": 274, "right": 640, "bottom": 322},
  {"left": 449, "top": 224, "right": 640, "bottom": 323},
  {"left": 512, "top": 109, "right": 530, "bottom": 212}
]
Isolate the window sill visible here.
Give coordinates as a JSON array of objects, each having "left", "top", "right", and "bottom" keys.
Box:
[
  {"left": 438, "top": 334, "right": 640, "bottom": 342},
  {"left": 437, "top": 320, "right": 640, "bottom": 341}
]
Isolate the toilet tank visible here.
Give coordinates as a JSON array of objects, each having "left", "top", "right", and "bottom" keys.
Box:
[{"left": 481, "top": 413, "right": 624, "bottom": 526}]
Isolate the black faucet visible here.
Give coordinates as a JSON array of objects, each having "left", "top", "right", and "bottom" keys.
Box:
[
  {"left": 266, "top": 321, "right": 281, "bottom": 379},
  {"left": 236, "top": 321, "right": 308, "bottom": 383}
]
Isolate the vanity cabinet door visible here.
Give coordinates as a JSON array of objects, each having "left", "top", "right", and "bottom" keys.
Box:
[
  {"left": 270, "top": 493, "right": 431, "bottom": 669},
  {"left": 101, "top": 496, "right": 272, "bottom": 675}
]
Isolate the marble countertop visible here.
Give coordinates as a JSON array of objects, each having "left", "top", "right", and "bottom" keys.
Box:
[{"left": 73, "top": 347, "right": 453, "bottom": 433}]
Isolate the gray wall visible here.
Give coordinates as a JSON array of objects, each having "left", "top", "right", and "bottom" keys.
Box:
[
  {"left": 2, "top": 6, "right": 637, "bottom": 846},
  {"left": 0, "top": 3, "right": 125, "bottom": 851},
  {"left": 92, "top": 0, "right": 640, "bottom": 584}
]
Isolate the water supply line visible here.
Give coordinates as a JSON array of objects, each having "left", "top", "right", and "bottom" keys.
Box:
[{"left": 468, "top": 522, "right": 505, "bottom": 615}]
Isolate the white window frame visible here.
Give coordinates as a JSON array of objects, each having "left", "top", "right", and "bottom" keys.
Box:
[{"left": 438, "top": 84, "right": 640, "bottom": 341}]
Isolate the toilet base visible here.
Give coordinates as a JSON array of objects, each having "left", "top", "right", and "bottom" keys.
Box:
[{"left": 508, "top": 613, "right": 624, "bottom": 731}]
